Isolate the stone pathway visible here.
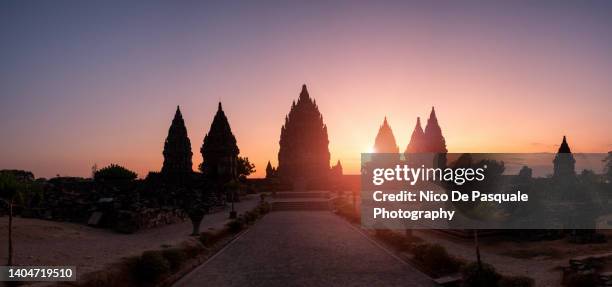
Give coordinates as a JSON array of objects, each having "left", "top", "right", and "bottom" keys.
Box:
[{"left": 174, "top": 211, "right": 436, "bottom": 287}]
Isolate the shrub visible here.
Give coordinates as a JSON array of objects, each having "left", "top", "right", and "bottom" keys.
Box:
[
  {"left": 461, "top": 262, "right": 500, "bottom": 287},
  {"left": 413, "top": 243, "right": 461, "bottom": 276},
  {"left": 199, "top": 230, "right": 227, "bottom": 247},
  {"left": 161, "top": 248, "right": 187, "bottom": 271},
  {"left": 226, "top": 219, "right": 244, "bottom": 233},
  {"left": 375, "top": 230, "right": 410, "bottom": 251},
  {"left": 564, "top": 272, "right": 599, "bottom": 287},
  {"left": 94, "top": 164, "right": 137, "bottom": 182},
  {"left": 242, "top": 211, "right": 258, "bottom": 224},
  {"left": 257, "top": 201, "right": 271, "bottom": 214},
  {"left": 499, "top": 275, "right": 534, "bottom": 287},
  {"left": 181, "top": 241, "right": 205, "bottom": 258},
  {"left": 132, "top": 250, "right": 170, "bottom": 283}
]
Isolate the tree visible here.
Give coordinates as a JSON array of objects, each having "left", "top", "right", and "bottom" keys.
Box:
[
  {"left": 0, "top": 171, "right": 41, "bottom": 265},
  {"left": 94, "top": 164, "right": 137, "bottom": 182},
  {"left": 173, "top": 179, "right": 212, "bottom": 236},
  {"left": 237, "top": 156, "right": 255, "bottom": 181},
  {"left": 181, "top": 188, "right": 209, "bottom": 235}
]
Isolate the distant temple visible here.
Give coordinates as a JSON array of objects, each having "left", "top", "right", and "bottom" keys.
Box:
[
  {"left": 265, "top": 161, "right": 277, "bottom": 179},
  {"left": 161, "top": 106, "right": 193, "bottom": 178},
  {"left": 277, "top": 85, "right": 331, "bottom": 186},
  {"left": 201, "top": 103, "right": 239, "bottom": 184},
  {"left": 373, "top": 117, "right": 400, "bottom": 154},
  {"left": 331, "top": 160, "right": 343, "bottom": 178},
  {"left": 404, "top": 117, "right": 425, "bottom": 154},
  {"left": 402, "top": 107, "right": 447, "bottom": 167},
  {"left": 553, "top": 136, "right": 576, "bottom": 178},
  {"left": 405, "top": 107, "right": 447, "bottom": 154}
]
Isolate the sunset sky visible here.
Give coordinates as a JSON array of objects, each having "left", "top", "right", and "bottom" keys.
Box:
[{"left": 1, "top": 1, "right": 611, "bottom": 178}]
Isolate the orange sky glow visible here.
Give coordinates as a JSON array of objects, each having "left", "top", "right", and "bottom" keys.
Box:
[{"left": 1, "top": 1, "right": 611, "bottom": 178}]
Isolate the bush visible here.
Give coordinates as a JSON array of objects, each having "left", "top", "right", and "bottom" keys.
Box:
[
  {"left": 461, "top": 262, "right": 500, "bottom": 287},
  {"left": 564, "top": 272, "right": 599, "bottom": 287},
  {"left": 242, "top": 211, "right": 258, "bottom": 224},
  {"left": 199, "top": 230, "right": 227, "bottom": 247},
  {"left": 161, "top": 248, "right": 187, "bottom": 271},
  {"left": 181, "top": 241, "right": 205, "bottom": 258},
  {"left": 132, "top": 251, "right": 170, "bottom": 283},
  {"left": 226, "top": 219, "right": 244, "bottom": 233},
  {"left": 94, "top": 164, "right": 137, "bottom": 182},
  {"left": 499, "top": 275, "right": 534, "bottom": 287},
  {"left": 257, "top": 201, "right": 271, "bottom": 214},
  {"left": 413, "top": 243, "right": 461, "bottom": 276},
  {"left": 375, "top": 230, "right": 411, "bottom": 251}
]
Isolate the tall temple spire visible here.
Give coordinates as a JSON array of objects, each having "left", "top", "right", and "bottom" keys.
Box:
[
  {"left": 161, "top": 105, "right": 193, "bottom": 176},
  {"left": 553, "top": 135, "right": 575, "bottom": 178},
  {"left": 558, "top": 135, "right": 572, "bottom": 153},
  {"left": 278, "top": 84, "right": 330, "bottom": 186},
  {"left": 201, "top": 102, "right": 240, "bottom": 183},
  {"left": 331, "top": 160, "right": 343, "bottom": 177},
  {"left": 299, "top": 84, "right": 310, "bottom": 101},
  {"left": 405, "top": 117, "right": 425, "bottom": 154},
  {"left": 423, "top": 106, "right": 447, "bottom": 153},
  {"left": 373, "top": 117, "right": 399, "bottom": 154},
  {"left": 265, "top": 161, "right": 276, "bottom": 179}
]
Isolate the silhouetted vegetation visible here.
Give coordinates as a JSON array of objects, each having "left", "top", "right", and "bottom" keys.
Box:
[
  {"left": 94, "top": 164, "right": 137, "bottom": 182},
  {"left": 161, "top": 248, "right": 187, "bottom": 271},
  {"left": 499, "top": 275, "right": 534, "bottom": 287},
  {"left": 0, "top": 170, "right": 42, "bottom": 265},
  {"left": 461, "top": 262, "right": 500, "bottom": 287},
  {"left": 132, "top": 250, "right": 170, "bottom": 283},
  {"left": 237, "top": 156, "right": 256, "bottom": 181},
  {"left": 413, "top": 243, "right": 462, "bottom": 276}
]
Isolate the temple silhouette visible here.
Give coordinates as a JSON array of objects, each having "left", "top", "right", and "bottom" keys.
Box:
[
  {"left": 553, "top": 135, "right": 576, "bottom": 178},
  {"left": 277, "top": 85, "right": 332, "bottom": 188},
  {"left": 373, "top": 117, "right": 400, "bottom": 154},
  {"left": 161, "top": 106, "right": 193, "bottom": 181},
  {"left": 201, "top": 102, "right": 240, "bottom": 185},
  {"left": 407, "top": 107, "right": 447, "bottom": 154}
]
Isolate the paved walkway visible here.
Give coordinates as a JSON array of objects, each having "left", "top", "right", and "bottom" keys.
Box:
[{"left": 175, "top": 211, "right": 435, "bottom": 287}]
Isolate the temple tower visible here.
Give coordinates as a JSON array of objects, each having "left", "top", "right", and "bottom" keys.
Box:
[
  {"left": 331, "top": 160, "right": 343, "bottom": 177},
  {"left": 161, "top": 106, "right": 193, "bottom": 177},
  {"left": 277, "top": 85, "right": 331, "bottom": 186},
  {"left": 423, "top": 107, "right": 447, "bottom": 153},
  {"left": 553, "top": 136, "right": 576, "bottom": 178},
  {"left": 201, "top": 102, "right": 240, "bottom": 184},
  {"left": 373, "top": 117, "right": 399, "bottom": 154},
  {"left": 405, "top": 117, "right": 425, "bottom": 154},
  {"left": 265, "top": 161, "right": 277, "bottom": 179}
]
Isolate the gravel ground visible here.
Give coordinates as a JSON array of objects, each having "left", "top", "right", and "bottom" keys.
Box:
[{"left": 175, "top": 211, "right": 436, "bottom": 287}]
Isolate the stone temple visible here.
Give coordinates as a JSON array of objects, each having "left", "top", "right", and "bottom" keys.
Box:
[
  {"left": 404, "top": 107, "right": 447, "bottom": 154},
  {"left": 201, "top": 102, "right": 239, "bottom": 185},
  {"left": 161, "top": 106, "right": 193, "bottom": 179},
  {"left": 277, "top": 85, "right": 331, "bottom": 187},
  {"left": 553, "top": 136, "right": 576, "bottom": 178},
  {"left": 404, "top": 107, "right": 448, "bottom": 167},
  {"left": 373, "top": 117, "right": 400, "bottom": 154}
]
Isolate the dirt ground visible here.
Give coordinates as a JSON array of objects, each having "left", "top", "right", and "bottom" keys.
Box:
[
  {"left": 417, "top": 230, "right": 612, "bottom": 286},
  {"left": 0, "top": 195, "right": 260, "bottom": 279}
]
